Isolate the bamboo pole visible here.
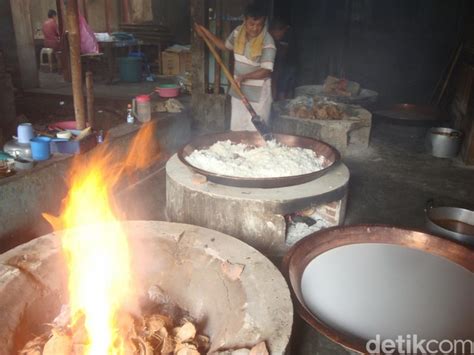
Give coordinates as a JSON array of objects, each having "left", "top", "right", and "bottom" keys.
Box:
[
  {"left": 66, "top": 0, "right": 86, "bottom": 130},
  {"left": 85, "top": 71, "right": 95, "bottom": 129}
]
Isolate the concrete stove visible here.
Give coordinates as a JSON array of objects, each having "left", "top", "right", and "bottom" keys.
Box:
[
  {"left": 166, "top": 154, "right": 350, "bottom": 256},
  {"left": 0, "top": 221, "right": 293, "bottom": 353},
  {"left": 272, "top": 100, "right": 372, "bottom": 154}
]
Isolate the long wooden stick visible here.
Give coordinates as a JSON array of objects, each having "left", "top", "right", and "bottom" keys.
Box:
[
  {"left": 195, "top": 24, "right": 257, "bottom": 117},
  {"left": 435, "top": 42, "right": 463, "bottom": 107}
]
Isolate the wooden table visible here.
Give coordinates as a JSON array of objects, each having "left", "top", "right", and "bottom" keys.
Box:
[{"left": 97, "top": 39, "right": 141, "bottom": 83}]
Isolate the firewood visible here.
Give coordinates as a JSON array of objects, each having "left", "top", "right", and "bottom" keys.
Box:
[
  {"left": 147, "top": 314, "right": 173, "bottom": 333},
  {"left": 19, "top": 333, "right": 48, "bottom": 355},
  {"left": 195, "top": 335, "right": 210, "bottom": 352},
  {"left": 249, "top": 341, "right": 269, "bottom": 355},
  {"left": 19, "top": 348, "right": 41, "bottom": 355},
  {"left": 161, "top": 335, "right": 176, "bottom": 354},
  {"left": 42, "top": 329, "right": 73, "bottom": 355},
  {"left": 175, "top": 321, "right": 196, "bottom": 342},
  {"left": 123, "top": 339, "right": 138, "bottom": 355},
  {"left": 135, "top": 338, "right": 154, "bottom": 355},
  {"left": 175, "top": 342, "right": 200, "bottom": 355}
]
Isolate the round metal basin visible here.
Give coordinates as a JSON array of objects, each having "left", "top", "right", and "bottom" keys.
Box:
[
  {"left": 283, "top": 225, "right": 474, "bottom": 353},
  {"left": 426, "top": 205, "right": 474, "bottom": 247},
  {"left": 178, "top": 131, "right": 341, "bottom": 188}
]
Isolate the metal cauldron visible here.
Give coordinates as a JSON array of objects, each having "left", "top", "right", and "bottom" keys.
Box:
[
  {"left": 178, "top": 131, "right": 341, "bottom": 188},
  {"left": 425, "top": 200, "right": 474, "bottom": 247},
  {"left": 283, "top": 225, "right": 474, "bottom": 353}
]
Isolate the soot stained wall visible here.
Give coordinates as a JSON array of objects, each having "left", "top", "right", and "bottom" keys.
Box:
[{"left": 287, "top": 0, "right": 468, "bottom": 103}]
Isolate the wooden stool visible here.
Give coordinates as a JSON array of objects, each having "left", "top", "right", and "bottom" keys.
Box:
[{"left": 40, "top": 48, "right": 55, "bottom": 72}]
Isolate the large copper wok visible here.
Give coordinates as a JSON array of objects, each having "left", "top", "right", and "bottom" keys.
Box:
[
  {"left": 282, "top": 225, "right": 474, "bottom": 353},
  {"left": 178, "top": 131, "right": 341, "bottom": 188}
]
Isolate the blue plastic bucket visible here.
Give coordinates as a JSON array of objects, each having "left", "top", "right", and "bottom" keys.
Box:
[
  {"left": 118, "top": 56, "right": 142, "bottom": 82},
  {"left": 30, "top": 137, "right": 52, "bottom": 161}
]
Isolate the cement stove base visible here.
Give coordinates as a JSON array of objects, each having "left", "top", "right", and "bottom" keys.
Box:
[
  {"left": 0, "top": 221, "right": 293, "bottom": 354},
  {"left": 166, "top": 154, "right": 350, "bottom": 256}
]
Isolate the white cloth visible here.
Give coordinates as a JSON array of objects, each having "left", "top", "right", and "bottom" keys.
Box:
[{"left": 230, "top": 79, "right": 272, "bottom": 131}]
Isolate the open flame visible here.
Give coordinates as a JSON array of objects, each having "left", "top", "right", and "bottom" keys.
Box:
[{"left": 44, "top": 122, "right": 160, "bottom": 354}]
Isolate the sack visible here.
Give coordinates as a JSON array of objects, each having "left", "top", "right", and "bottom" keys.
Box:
[{"left": 79, "top": 15, "right": 99, "bottom": 54}]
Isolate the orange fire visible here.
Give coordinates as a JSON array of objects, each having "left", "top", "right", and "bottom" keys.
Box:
[{"left": 44, "top": 122, "right": 159, "bottom": 354}]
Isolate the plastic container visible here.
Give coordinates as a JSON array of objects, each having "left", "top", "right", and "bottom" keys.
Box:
[
  {"left": 118, "top": 56, "right": 142, "bottom": 82},
  {"left": 155, "top": 84, "right": 180, "bottom": 98},
  {"left": 133, "top": 95, "right": 151, "bottom": 123},
  {"left": 426, "top": 127, "right": 463, "bottom": 158},
  {"left": 17, "top": 123, "right": 34, "bottom": 144},
  {"left": 30, "top": 137, "right": 52, "bottom": 161}
]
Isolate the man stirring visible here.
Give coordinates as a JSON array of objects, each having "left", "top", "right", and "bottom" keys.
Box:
[{"left": 195, "top": 3, "right": 276, "bottom": 131}]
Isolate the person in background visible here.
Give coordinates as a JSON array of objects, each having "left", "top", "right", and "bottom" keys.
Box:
[
  {"left": 269, "top": 17, "right": 297, "bottom": 100},
  {"left": 42, "top": 9, "right": 61, "bottom": 51},
  {"left": 195, "top": 3, "right": 276, "bottom": 131}
]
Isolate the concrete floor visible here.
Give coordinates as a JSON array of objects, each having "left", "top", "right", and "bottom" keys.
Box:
[
  {"left": 14, "top": 76, "right": 474, "bottom": 353},
  {"left": 290, "top": 120, "right": 474, "bottom": 354},
  {"left": 131, "top": 118, "right": 474, "bottom": 355}
]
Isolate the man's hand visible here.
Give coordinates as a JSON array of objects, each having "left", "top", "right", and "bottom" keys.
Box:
[{"left": 235, "top": 75, "right": 245, "bottom": 87}]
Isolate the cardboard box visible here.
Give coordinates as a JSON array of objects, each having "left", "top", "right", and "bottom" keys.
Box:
[{"left": 162, "top": 50, "right": 191, "bottom": 75}]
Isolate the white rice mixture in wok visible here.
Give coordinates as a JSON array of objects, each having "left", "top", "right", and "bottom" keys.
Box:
[{"left": 185, "top": 140, "right": 326, "bottom": 178}]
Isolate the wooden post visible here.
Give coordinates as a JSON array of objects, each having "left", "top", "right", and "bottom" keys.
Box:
[
  {"left": 66, "top": 0, "right": 87, "bottom": 130},
  {"left": 122, "top": 0, "right": 131, "bottom": 24},
  {"left": 85, "top": 71, "right": 95, "bottom": 129},
  {"left": 80, "top": 0, "right": 88, "bottom": 21},
  {"left": 9, "top": 0, "right": 39, "bottom": 89},
  {"left": 105, "top": 0, "right": 111, "bottom": 33},
  {"left": 56, "top": 0, "right": 64, "bottom": 35},
  {"left": 213, "top": 0, "right": 222, "bottom": 95},
  {"left": 191, "top": 0, "right": 207, "bottom": 94}
]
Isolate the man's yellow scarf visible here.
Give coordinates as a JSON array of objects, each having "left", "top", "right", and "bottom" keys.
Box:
[{"left": 234, "top": 24, "right": 266, "bottom": 61}]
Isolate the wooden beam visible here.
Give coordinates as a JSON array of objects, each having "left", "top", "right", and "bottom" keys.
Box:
[
  {"left": 105, "top": 0, "right": 111, "bottom": 32},
  {"left": 213, "top": 0, "right": 222, "bottom": 95},
  {"left": 9, "top": 0, "right": 39, "bottom": 89},
  {"left": 66, "top": 0, "right": 87, "bottom": 130},
  {"left": 122, "top": 0, "right": 131, "bottom": 24},
  {"left": 191, "top": 0, "right": 207, "bottom": 93}
]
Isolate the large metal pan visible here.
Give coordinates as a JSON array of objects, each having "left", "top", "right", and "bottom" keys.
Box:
[
  {"left": 283, "top": 225, "right": 474, "bottom": 353},
  {"left": 374, "top": 103, "right": 446, "bottom": 126},
  {"left": 425, "top": 200, "right": 474, "bottom": 247},
  {"left": 178, "top": 131, "right": 341, "bottom": 188}
]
